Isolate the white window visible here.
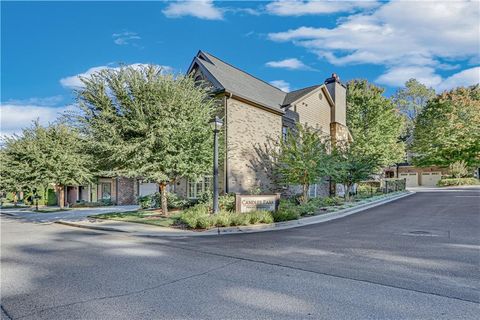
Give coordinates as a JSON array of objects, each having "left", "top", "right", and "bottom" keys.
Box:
[
  {"left": 308, "top": 184, "right": 318, "bottom": 198},
  {"left": 282, "top": 126, "right": 288, "bottom": 141},
  {"left": 187, "top": 176, "right": 212, "bottom": 199}
]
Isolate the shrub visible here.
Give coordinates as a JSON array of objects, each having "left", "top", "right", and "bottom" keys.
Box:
[
  {"left": 272, "top": 208, "right": 300, "bottom": 222},
  {"left": 179, "top": 205, "right": 277, "bottom": 229},
  {"left": 449, "top": 161, "right": 469, "bottom": 178},
  {"left": 179, "top": 203, "right": 212, "bottom": 229},
  {"left": 197, "top": 190, "right": 213, "bottom": 205},
  {"left": 230, "top": 212, "right": 251, "bottom": 226},
  {"left": 255, "top": 210, "right": 274, "bottom": 224},
  {"left": 138, "top": 194, "right": 154, "bottom": 209},
  {"left": 219, "top": 193, "right": 236, "bottom": 211},
  {"left": 214, "top": 212, "right": 232, "bottom": 227},
  {"left": 437, "top": 178, "right": 480, "bottom": 187},
  {"left": 166, "top": 192, "right": 192, "bottom": 209},
  {"left": 319, "top": 196, "right": 344, "bottom": 207},
  {"left": 138, "top": 192, "right": 191, "bottom": 210}
]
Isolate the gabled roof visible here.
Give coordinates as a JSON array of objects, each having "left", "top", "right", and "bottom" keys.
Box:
[
  {"left": 188, "top": 50, "right": 331, "bottom": 112},
  {"left": 282, "top": 85, "right": 321, "bottom": 106}
]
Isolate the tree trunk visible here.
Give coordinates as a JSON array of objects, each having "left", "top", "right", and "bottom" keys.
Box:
[
  {"left": 56, "top": 185, "right": 65, "bottom": 209},
  {"left": 344, "top": 183, "right": 351, "bottom": 202},
  {"left": 302, "top": 183, "right": 309, "bottom": 204},
  {"left": 159, "top": 182, "right": 168, "bottom": 215}
]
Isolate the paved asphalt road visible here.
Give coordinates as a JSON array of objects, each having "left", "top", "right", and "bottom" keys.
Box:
[{"left": 1, "top": 188, "right": 479, "bottom": 319}]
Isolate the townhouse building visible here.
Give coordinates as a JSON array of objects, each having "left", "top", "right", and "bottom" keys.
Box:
[{"left": 62, "top": 51, "right": 350, "bottom": 206}]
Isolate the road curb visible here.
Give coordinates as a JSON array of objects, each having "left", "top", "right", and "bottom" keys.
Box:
[
  {"left": 55, "top": 221, "right": 128, "bottom": 232},
  {"left": 214, "top": 191, "right": 415, "bottom": 235},
  {"left": 54, "top": 191, "right": 414, "bottom": 236}
]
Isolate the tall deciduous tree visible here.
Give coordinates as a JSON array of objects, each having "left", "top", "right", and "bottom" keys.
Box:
[
  {"left": 1, "top": 122, "right": 92, "bottom": 208},
  {"left": 412, "top": 85, "right": 480, "bottom": 167},
  {"left": 346, "top": 80, "right": 405, "bottom": 167},
  {"left": 330, "top": 141, "right": 378, "bottom": 201},
  {"left": 272, "top": 123, "right": 332, "bottom": 203},
  {"left": 393, "top": 79, "right": 436, "bottom": 146},
  {"left": 73, "top": 65, "right": 216, "bottom": 214}
]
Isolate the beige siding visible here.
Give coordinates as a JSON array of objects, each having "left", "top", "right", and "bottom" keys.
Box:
[
  {"left": 226, "top": 98, "right": 282, "bottom": 193},
  {"left": 293, "top": 89, "right": 331, "bottom": 134}
]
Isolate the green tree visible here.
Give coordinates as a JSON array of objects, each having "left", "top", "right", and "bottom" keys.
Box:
[
  {"left": 346, "top": 80, "right": 406, "bottom": 167},
  {"left": 272, "top": 123, "right": 332, "bottom": 203},
  {"left": 73, "top": 65, "right": 216, "bottom": 214},
  {"left": 393, "top": 79, "right": 436, "bottom": 146},
  {"left": 412, "top": 85, "right": 480, "bottom": 167},
  {"left": 1, "top": 122, "right": 92, "bottom": 208},
  {"left": 330, "top": 142, "right": 377, "bottom": 201},
  {"left": 449, "top": 160, "right": 469, "bottom": 178}
]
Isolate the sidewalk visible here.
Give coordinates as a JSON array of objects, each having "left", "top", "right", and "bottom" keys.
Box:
[
  {"left": 1, "top": 205, "right": 139, "bottom": 223},
  {"left": 55, "top": 192, "right": 414, "bottom": 237}
]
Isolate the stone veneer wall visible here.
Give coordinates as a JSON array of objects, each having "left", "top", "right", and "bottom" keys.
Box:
[{"left": 226, "top": 98, "right": 282, "bottom": 193}]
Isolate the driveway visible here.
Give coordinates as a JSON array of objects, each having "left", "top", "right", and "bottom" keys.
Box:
[
  {"left": 0, "top": 205, "right": 138, "bottom": 223},
  {"left": 1, "top": 187, "right": 479, "bottom": 319}
]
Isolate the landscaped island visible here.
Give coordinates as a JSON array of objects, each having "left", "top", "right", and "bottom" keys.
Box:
[{"left": 93, "top": 187, "right": 406, "bottom": 230}]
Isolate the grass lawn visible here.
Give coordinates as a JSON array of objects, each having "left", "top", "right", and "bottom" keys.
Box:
[{"left": 93, "top": 210, "right": 182, "bottom": 228}]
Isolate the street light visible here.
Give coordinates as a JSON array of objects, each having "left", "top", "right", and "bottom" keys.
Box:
[{"left": 210, "top": 116, "right": 223, "bottom": 214}]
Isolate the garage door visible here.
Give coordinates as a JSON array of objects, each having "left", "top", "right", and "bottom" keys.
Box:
[
  {"left": 420, "top": 172, "right": 442, "bottom": 187},
  {"left": 399, "top": 172, "right": 418, "bottom": 187}
]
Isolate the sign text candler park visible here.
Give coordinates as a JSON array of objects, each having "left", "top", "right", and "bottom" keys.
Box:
[{"left": 235, "top": 193, "right": 281, "bottom": 213}]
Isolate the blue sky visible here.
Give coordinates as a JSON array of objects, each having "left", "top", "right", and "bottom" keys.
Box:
[{"left": 1, "top": 0, "right": 479, "bottom": 136}]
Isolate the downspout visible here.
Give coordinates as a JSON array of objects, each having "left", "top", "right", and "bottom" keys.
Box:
[
  {"left": 224, "top": 93, "right": 232, "bottom": 194},
  {"left": 115, "top": 177, "right": 119, "bottom": 205}
]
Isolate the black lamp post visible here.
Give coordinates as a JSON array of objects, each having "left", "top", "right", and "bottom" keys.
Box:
[{"left": 210, "top": 116, "right": 223, "bottom": 214}]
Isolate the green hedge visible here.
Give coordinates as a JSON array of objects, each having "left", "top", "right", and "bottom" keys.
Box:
[{"left": 437, "top": 178, "right": 480, "bottom": 187}]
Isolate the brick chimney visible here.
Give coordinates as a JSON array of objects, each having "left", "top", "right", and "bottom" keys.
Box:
[{"left": 325, "top": 73, "right": 346, "bottom": 126}]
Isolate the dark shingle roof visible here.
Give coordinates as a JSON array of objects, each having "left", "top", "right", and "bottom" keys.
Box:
[
  {"left": 282, "top": 85, "right": 321, "bottom": 106},
  {"left": 192, "top": 51, "right": 323, "bottom": 111}
]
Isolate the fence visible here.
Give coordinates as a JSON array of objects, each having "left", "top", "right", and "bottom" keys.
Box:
[
  {"left": 357, "top": 178, "right": 406, "bottom": 196},
  {"left": 381, "top": 178, "right": 406, "bottom": 193}
]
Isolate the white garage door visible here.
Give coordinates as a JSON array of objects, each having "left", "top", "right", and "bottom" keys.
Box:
[
  {"left": 399, "top": 172, "right": 418, "bottom": 187},
  {"left": 139, "top": 183, "right": 159, "bottom": 197},
  {"left": 420, "top": 172, "right": 442, "bottom": 187}
]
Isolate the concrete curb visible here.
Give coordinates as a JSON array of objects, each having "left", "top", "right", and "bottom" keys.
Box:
[
  {"left": 55, "top": 221, "right": 128, "bottom": 232},
  {"left": 214, "top": 191, "right": 414, "bottom": 235},
  {"left": 55, "top": 191, "right": 414, "bottom": 236}
]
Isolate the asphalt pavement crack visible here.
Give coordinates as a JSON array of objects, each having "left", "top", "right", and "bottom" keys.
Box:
[
  {"left": 12, "top": 260, "right": 238, "bottom": 320},
  {"left": 138, "top": 239, "right": 480, "bottom": 305},
  {"left": 1, "top": 305, "right": 13, "bottom": 320}
]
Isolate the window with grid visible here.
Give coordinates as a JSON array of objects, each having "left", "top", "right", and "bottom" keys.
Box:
[{"left": 187, "top": 176, "right": 212, "bottom": 199}]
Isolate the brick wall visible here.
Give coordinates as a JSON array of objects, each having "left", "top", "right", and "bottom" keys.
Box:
[
  {"left": 116, "top": 177, "right": 136, "bottom": 205},
  {"left": 226, "top": 98, "right": 282, "bottom": 193}
]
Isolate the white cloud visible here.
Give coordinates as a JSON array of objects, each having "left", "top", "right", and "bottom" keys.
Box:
[
  {"left": 0, "top": 104, "right": 75, "bottom": 137},
  {"left": 266, "top": 0, "right": 379, "bottom": 16},
  {"left": 270, "top": 80, "right": 291, "bottom": 92},
  {"left": 60, "top": 64, "right": 173, "bottom": 89},
  {"left": 376, "top": 65, "right": 480, "bottom": 91},
  {"left": 112, "top": 31, "right": 141, "bottom": 46},
  {"left": 376, "top": 66, "right": 443, "bottom": 88},
  {"left": 268, "top": 0, "right": 480, "bottom": 88},
  {"left": 266, "top": 58, "right": 313, "bottom": 70},
  {"left": 162, "top": 0, "right": 223, "bottom": 20},
  {"left": 3, "top": 95, "right": 64, "bottom": 107},
  {"left": 436, "top": 67, "right": 480, "bottom": 92}
]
